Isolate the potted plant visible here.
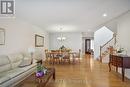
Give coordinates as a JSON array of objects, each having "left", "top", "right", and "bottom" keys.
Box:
[{"left": 36, "top": 63, "right": 44, "bottom": 77}]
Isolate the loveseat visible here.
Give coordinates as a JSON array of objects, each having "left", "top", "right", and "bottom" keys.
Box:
[{"left": 0, "top": 53, "right": 37, "bottom": 87}]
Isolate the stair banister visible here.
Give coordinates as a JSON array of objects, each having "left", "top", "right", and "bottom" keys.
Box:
[{"left": 100, "top": 33, "right": 116, "bottom": 62}]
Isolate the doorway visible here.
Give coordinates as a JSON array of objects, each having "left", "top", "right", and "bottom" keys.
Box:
[{"left": 85, "top": 39, "right": 91, "bottom": 54}]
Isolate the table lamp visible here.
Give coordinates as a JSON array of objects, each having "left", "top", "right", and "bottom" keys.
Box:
[{"left": 28, "top": 47, "right": 35, "bottom": 64}]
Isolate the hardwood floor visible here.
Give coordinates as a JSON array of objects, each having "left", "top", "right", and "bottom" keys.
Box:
[
  {"left": 44, "top": 54, "right": 130, "bottom": 87},
  {"left": 16, "top": 54, "right": 130, "bottom": 87}
]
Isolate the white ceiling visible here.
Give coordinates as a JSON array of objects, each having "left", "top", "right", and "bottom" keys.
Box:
[{"left": 16, "top": 0, "right": 130, "bottom": 33}]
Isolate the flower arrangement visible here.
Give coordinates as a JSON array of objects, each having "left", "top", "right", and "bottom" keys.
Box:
[
  {"left": 60, "top": 45, "right": 65, "bottom": 50},
  {"left": 59, "top": 45, "right": 72, "bottom": 52},
  {"left": 36, "top": 63, "right": 47, "bottom": 77},
  {"left": 36, "top": 63, "right": 44, "bottom": 77}
]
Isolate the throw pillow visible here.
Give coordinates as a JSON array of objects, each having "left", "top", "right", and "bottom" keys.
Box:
[{"left": 19, "top": 57, "right": 31, "bottom": 67}]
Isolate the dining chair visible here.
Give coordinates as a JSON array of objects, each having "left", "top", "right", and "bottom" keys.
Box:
[
  {"left": 45, "top": 50, "right": 51, "bottom": 64},
  {"left": 62, "top": 52, "right": 71, "bottom": 64},
  {"left": 72, "top": 49, "right": 81, "bottom": 63},
  {"left": 50, "top": 50, "right": 61, "bottom": 64},
  {"left": 52, "top": 52, "right": 61, "bottom": 64}
]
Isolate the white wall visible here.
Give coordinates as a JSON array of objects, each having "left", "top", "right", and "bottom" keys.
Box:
[
  {"left": 49, "top": 32, "right": 82, "bottom": 52},
  {"left": 82, "top": 32, "right": 94, "bottom": 37},
  {"left": 94, "top": 26, "right": 113, "bottom": 59},
  {"left": 117, "top": 11, "right": 130, "bottom": 78},
  {"left": 0, "top": 18, "right": 49, "bottom": 60}
]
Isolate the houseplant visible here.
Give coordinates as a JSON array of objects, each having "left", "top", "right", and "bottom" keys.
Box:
[{"left": 36, "top": 62, "right": 48, "bottom": 78}]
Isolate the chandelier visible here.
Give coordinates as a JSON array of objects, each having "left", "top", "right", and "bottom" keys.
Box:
[
  {"left": 57, "top": 27, "right": 66, "bottom": 41},
  {"left": 57, "top": 36, "right": 66, "bottom": 41}
]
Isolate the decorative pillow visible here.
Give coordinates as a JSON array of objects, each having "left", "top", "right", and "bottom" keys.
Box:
[{"left": 19, "top": 57, "right": 31, "bottom": 67}]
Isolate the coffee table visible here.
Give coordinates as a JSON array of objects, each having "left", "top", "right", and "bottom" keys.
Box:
[{"left": 15, "top": 68, "right": 55, "bottom": 87}]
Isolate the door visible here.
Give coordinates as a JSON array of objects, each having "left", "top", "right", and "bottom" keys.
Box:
[{"left": 85, "top": 39, "right": 91, "bottom": 54}]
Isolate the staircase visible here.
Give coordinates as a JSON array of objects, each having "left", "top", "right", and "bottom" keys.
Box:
[{"left": 100, "top": 33, "right": 117, "bottom": 63}]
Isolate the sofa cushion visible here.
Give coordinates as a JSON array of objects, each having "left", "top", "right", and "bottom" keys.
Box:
[
  {"left": 6, "top": 63, "right": 36, "bottom": 79},
  {"left": 0, "top": 55, "right": 10, "bottom": 66},
  {"left": 0, "top": 53, "right": 37, "bottom": 86},
  {"left": 0, "top": 55, "right": 11, "bottom": 73},
  {"left": 22, "top": 52, "right": 31, "bottom": 58},
  {"left": 5, "top": 68, "right": 25, "bottom": 79},
  {"left": 33, "top": 52, "right": 43, "bottom": 60},
  {"left": 19, "top": 57, "right": 31, "bottom": 67},
  {"left": 8, "top": 53, "right": 23, "bottom": 69},
  {"left": 20, "top": 63, "right": 37, "bottom": 72},
  {"left": 0, "top": 75, "right": 10, "bottom": 84},
  {"left": 0, "top": 64, "right": 12, "bottom": 74},
  {"left": 11, "top": 61, "right": 22, "bottom": 69},
  {"left": 0, "top": 63, "right": 36, "bottom": 85},
  {"left": 8, "top": 53, "right": 23, "bottom": 63}
]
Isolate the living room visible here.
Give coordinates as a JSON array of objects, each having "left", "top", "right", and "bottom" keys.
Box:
[{"left": 0, "top": 0, "right": 130, "bottom": 87}]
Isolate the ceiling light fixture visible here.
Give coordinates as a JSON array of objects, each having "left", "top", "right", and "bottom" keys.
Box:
[
  {"left": 103, "top": 13, "right": 107, "bottom": 17},
  {"left": 57, "top": 27, "right": 66, "bottom": 41}
]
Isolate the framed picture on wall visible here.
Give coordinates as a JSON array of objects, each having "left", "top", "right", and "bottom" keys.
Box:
[
  {"left": 35, "top": 34, "right": 44, "bottom": 47},
  {"left": 0, "top": 28, "right": 5, "bottom": 45}
]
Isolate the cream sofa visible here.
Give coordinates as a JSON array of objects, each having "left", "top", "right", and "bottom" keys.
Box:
[{"left": 0, "top": 53, "right": 37, "bottom": 87}]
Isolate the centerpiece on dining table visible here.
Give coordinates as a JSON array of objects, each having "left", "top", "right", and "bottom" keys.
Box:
[{"left": 59, "top": 45, "right": 72, "bottom": 52}]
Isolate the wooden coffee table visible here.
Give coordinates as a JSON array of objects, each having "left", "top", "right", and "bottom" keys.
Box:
[{"left": 15, "top": 68, "right": 55, "bottom": 87}]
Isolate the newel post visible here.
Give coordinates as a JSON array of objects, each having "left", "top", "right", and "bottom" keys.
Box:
[{"left": 100, "top": 46, "right": 102, "bottom": 62}]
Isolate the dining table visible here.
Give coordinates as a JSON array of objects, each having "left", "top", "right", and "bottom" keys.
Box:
[{"left": 46, "top": 51, "right": 77, "bottom": 64}]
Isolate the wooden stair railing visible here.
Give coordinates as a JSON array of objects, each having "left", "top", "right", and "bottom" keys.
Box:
[{"left": 100, "top": 33, "right": 117, "bottom": 62}]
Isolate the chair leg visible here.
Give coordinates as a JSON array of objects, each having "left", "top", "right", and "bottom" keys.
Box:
[
  {"left": 79, "top": 58, "right": 80, "bottom": 63},
  {"left": 69, "top": 59, "right": 71, "bottom": 64},
  {"left": 50, "top": 58, "right": 52, "bottom": 64},
  {"left": 61, "top": 59, "right": 64, "bottom": 64},
  {"left": 58, "top": 58, "right": 60, "bottom": 64},
  {"left": 53, "top": 59, "right": 55, "bottom": 65},
  {"left": 63, "top": 59, "right": 65, "bottom": 64}
]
